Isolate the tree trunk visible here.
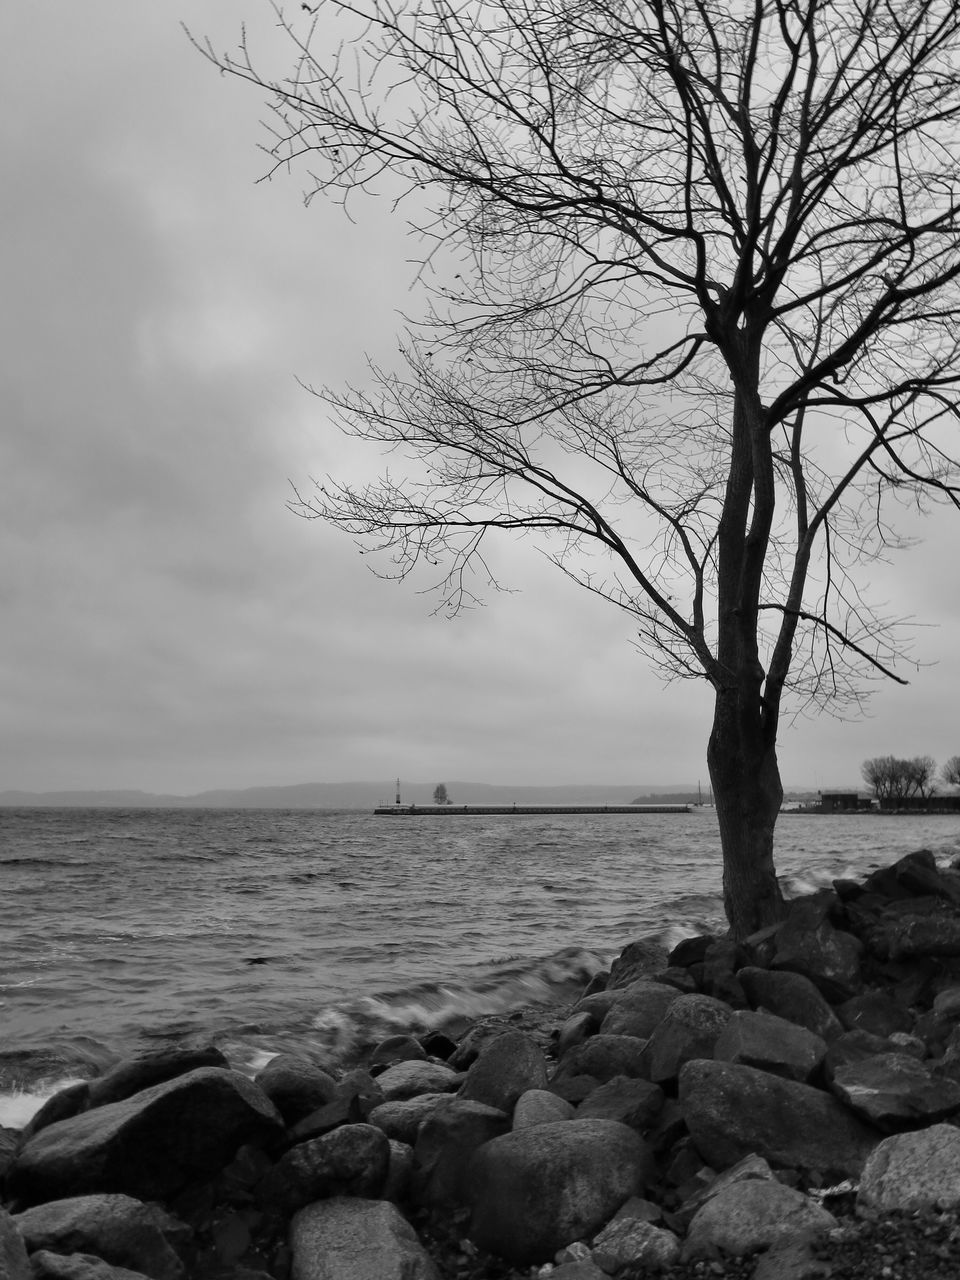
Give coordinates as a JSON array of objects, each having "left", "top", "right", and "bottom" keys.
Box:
[{"left": 708, "top": 687, "right": 786, "bottom": 939}]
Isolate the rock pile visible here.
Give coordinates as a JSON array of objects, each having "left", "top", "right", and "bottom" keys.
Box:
[{"left": 4, "top": 848, "right": 960, "bottom": 1279}]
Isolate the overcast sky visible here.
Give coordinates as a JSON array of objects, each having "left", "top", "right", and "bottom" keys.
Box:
[{"left": 3, "top": 3, "right": 959, "bottom": 796}]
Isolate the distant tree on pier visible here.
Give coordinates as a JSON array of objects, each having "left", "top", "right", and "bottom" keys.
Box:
[
  {"left": 206, "top": 0, "right": 960, "bottom": 938},
  {"left": 433, "top": 783, "right": 450, "bottom": 806},
  {"left": 862, "top": 755, "right": 937, "bottom": 802},
  {"left": 942, "top": 756, "right": 960, "bottom": 789}
]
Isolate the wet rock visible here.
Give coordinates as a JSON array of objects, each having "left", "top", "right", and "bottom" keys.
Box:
[
  {"left": 7, "top": 1068, "right": 283, "bottom": 1208},
  {"left": 457, "top": 1029, "right": 548, "bottom": 1111},
  {"left": 643, "top": 993, "right": 732, "bottom": 1086},
  {"left": 375, "top": 1060, "right": 460, "bottom": 1102},
  {"left": 590, "top": 1216, "right": 680, "bottom": 1271},
  {"left": 367, "top": 1093, "right": 453, "bottom": 1145},
  {"left": 29, "top": 1253, "right": 152, "bottom": 1280},
  {"left": 284, "top": 1095, "right": 366, "bottom": 1147},
  {"left": 0, "top": 1126, "right": 20, "bottom": 1181},
  {"left": 383, "top": 1139, "right": 413, "bottom": 1203},
  {"left": 857, "top": 1123, "right": 960, "bottom": 1211},
  {"left": 599, "top": 980, "right": 682, "bottom": 1039},
  {"left": 699, "top": 939, "right": 750, "bottom": 1007},
  {"left": 830, "top": 1052, "right": 960, "bottom": 1131},
  {"left": 868, "top": 905, "right": 960, "bottom": 960},
  {"left": 738, "top": 967, "right": 844, "bottom": 1040},
  {"left": 555, "top": 1011, "right": 598, "bottom": 1058},
  {"left": 679, "top": 1059, "right": 878, "bottom": 1180},
  {"left": 467, "top": 1119, "right": 654, "bottom": 1264},
  {"left": 552, "top": 1035, "right": 649, "bottom": 1084},
  {"left": 681, "top": 1177, "right": 836, "bottom": 1260},
  {"left": 253, "top": 1055, "right": 338, "bottom": 1126},
  {"left": 512, "top": 1089, "right": 576, "bottom": 1129},
  {"left": 575, "top": 1076, "right": 664, "bottom": 1132},
  {"left": 290, "top": 1197, "right": 439, "bottom": 1280},
  {"left": 0, "top": 1208, "right": 31, "bottom": 1280},
  {"left": 771, "top": 894, "right": 863, "bottom": 1002},
  {"left": 368, "top": 1034, "right": 427, "bottom": 1071},
  {"left": 258, "top": 1123, "right": 390, "bottom": 1213},
  {"left": 332, "top": 1068, "right": 384, "bottom": 1118},
  {"left": 13, "top": 1195, "right": 189, "bottom": 1280},
  {"left": 670, "top": 1152, "right": 775, "bottom": 1233},
  {"left": 411, "top": 1099, "right": 510, "bottom": 1207},
  {"left": 835, "top": 991, "right": 914, "bottom": 1038},
  {"left": 607, "top": 938, "right": 670, "bottom": 988},
  {"left": 713, "top": 1009, "right": 827, "bottom": 1083}
]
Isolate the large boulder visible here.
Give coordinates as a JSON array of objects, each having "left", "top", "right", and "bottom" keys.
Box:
[
  {"left": 0, "top": 1208, "right": 31, "bottom": 1280},
  {"left": 643, "top": 994, "right": 733, "bottom": 1085},
  {"left": 258, "top": 1124, "right": 390, "bottom": 1213},
  {"left": 13, "top": 1196, "right": 189, "bottom": 1280},
  {"left": 367, "top": 1093, "right": 453, "bottom": 1145},
  {"left": 6, "top": 1068, "right": 283, "bottom": 1208},
  {"left": 830, "top": 1052, "right": 960, "bottom": 1132},
  {"left": 457, "top": 1030, "right": 548, "bottom": 1111},
  {"left": 374, "top": 1061, "right": 460, "bottom": 1103},
  {"left": 290, "top": 1197, "right": 439, "bottom": 1280},
  {"left": 590, "top": 1217, "right": 680, "bottom": 1272},
  {"left": 552, "top": 1035, "right": 649, "bottom": 1084},
  {"left": 857, "top": 1124, "right": 960, "bottom": 1211},
  {"left": 679, "top": 1059, "right": 878, "bottom": 1180},
  {"left": 253, "top": 1054, "right": 338, "bottom": 1125},
  {"left": 770, "top": 895, "right": 863, "bottom": 1001},
  {"left": 607, "top": 938, "right": 670, "bottom": 988},
  {"left": 738, "top": 967, "right": 844, "bottom": 1040},
  {"left": 682, "top": 1179, "right": 836, "bottom": 1260},
  {"left": 410, "top": 1099, "right": 511, "bottom": 1207},
  {"left": 575, "top": 1077, "right": 664, "bottom": 1132},
  {"left": 28, "top": 1252, "right": 152, "bottom": 1280},
  {"left": 512, "top": 1090, "right": 576, "bottom": 1129},
  {"left": 598, "top": 982, "right": 682, "bottom": 1039},
  {"left": 713, "top": 1010, "right": 827, "bottom": 1083},
  {"left": 467, "top": 1119, "right": 654, "bottom": 1264}
]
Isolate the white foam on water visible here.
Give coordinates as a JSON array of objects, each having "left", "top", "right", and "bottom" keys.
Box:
[{"left": 0, "top": 1078, "right": 85, "bottom": 1129}]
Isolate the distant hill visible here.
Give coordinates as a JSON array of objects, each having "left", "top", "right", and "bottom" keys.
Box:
[{"left": 0, "top": 780, "right": 698, "bottom": 809}]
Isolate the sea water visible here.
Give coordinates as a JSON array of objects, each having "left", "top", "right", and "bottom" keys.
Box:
[{"left": 3, "top": 805, "right": 959, "bottom": 1126}]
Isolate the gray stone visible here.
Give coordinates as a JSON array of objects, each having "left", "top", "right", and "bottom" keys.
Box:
[
  {"left": 457, "top": 1029, "right": 548, "bottom": 1111},
  {"left": 836, "top": 992, "right": 914, "bottom": 1038},
  {"left": 575, "top": 1077, "right": 663, "bottom": 1132},
  {"left": 13, "top": 1195, "right": 189, "bottom": 1280},
  {"left": 467, "top": 1119, "right": 654, "bottom": 1264},
  {"left": 644, "top": 994, "right": 732, "bottom": 1085},
  {"left": 599, "top": 982, "right": 682, "bottom": 1039},
  {"left": 382, "top": 1140, "right": 413, "bottom": 1203},
  {"left": 29, "top": 1252, "right": 152, "bottom": 1280},
  {"left": 375, "top": 1061, "right": 459, "bottom": 1102},
  {"left": 553, "top": 1035, "right": 649, "bottom": 1084},
  {"left": 411, "top": 1099, "right": 510, "bottom": 1207},
  {"left": 590, "top": 1217, "right": 680, "bottom": 1272},
  {"left": 679, "top": 1060, "right": 878, "bottom": 1180},
  {"left": 857, "top": 1123, "right": 960, "bottom": 1211},
  {"left": 771, "top": 896, "right": 863, "bottom": 1002},
  {"left": 366, "top": 1093, "right": 453, "bottom": 1145},
  {"left": 7, "top": 1068, "right": 282, "bottom": 1208},
  {"left": 713, "top": 1010, "right": 827, "bottom": 1083},
  {"left": 512, "top": 1089, "right": 575, "bottom": 1129},
  {"left": 831, "top": 1052, "right": 960, "bottom": 1131},
  {"left": 259, "top": 1123, "right": 389, "bottom": 1213},
  {"left": 253, "top": 1054, "right": 338, "bottom": 1125},
  {"left": 290, "top": 1197, "right": 439, "bottom": 1280},
  {"left": 555, "top": 1011, "right": 598, "bottom": 1058},
  {"left": 607, "top": 938, "right": 670, "bottom": 988},
  {"left": 682, "top": 1178, "right": 836, "bottom": 1260},
  {"left": 0, "top": 1208, "right": 31, "bottom": 1280},
  {"left": 738, "top": 967, "right": 844, "bottom": 1040},
  {"left": 369, "top": 1034, "right": 427, "bottom": 1070}
]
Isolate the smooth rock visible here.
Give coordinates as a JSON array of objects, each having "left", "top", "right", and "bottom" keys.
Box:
[
  {"left": 575, "top": 1077, "right": 663, "bottom": 1132},
  {"left": 671, "top": 1153, "right": 775, "bottom": 1232},
  {"left": 366, "top": 1093, "right": 453, "bottom": 1145},
  {"left": 599, "top": 982, "right": 682, "bottom": 1039},
  {"left": 771, "top": 895, "right": 863, "bottom": 1002},
  {"left": 713, "top": 1009, "right": 827, "bottom": 1083},
  {"left": 679, "top": 1060, "right": 878, "bottom": 1180},
  {"left": 369, "top": 1035, "right": 427, "bottom": 1070},
  {"left": 411, "top": 1099, "right": 510, "bottom": 1207},
  {"left": 457, "top": 1029, "right": 548, "bottom": 1111},
  {"left": 512, "top": 1089, "right": 576, "bottom": 1129},
  {"left": 830, "top": 1052, "right": 960, "bottom": 1131},
  {"left": 7, "top": 1068, "right": 282, "bottom": 1208},
  {"left": 738, "top": 967, "right": 844, "bottom": 1041},
  {"left": 590, "top": 1217, "right": 680, "bottom": 1272},
  {"left": 290, "top": 1197, "right": 439, "bottom": 1280},
  {"left": 857, "top": 1123, "right": 960, "bottom": 1211},
  {"left": 383, "top": 1139, "right": 413, "bottom": 1203},
  {"left": 682, "top": 1178, "right": 836, "bottom": 1260},
  {"left": 556, "top": 1011, "right": 599, "bottom": 1058},
  {"left": 0, "top": 1208, "right": 31, "bottom": 1280},
  {"left": 253, "top": 1055, "right": 338, "bottom": 1125},
  {"left": 13, "top": 1195, "right": 189, "bottom": 1280},
  {"left": 29, "top": 1252, "right": 152, "bottom": 1280},
  {"left": 375, "top": 1061, "right": 459, "bottom": 1103},
  {"left": 467, "top": 1119, "right": 654, "bottom": 1264},
  {"left": 553, "top": 1035, "right": 649, "bottom": 1084},
  {"left": 259, "top": 1123, "right": 389, "bottom": 1212},
  {"left": 643, "top": 993, "right": 732, "bottom": 1085},
  {"left": 607, "top": 939, "right": 670, "bottom": 989}
]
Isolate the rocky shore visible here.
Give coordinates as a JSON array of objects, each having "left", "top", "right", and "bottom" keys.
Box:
[{"left": 4, "top": 847, "right": 960, "bottom": 1279}]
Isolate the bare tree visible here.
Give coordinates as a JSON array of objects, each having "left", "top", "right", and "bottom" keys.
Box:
[
  {"left": 942, "top": 756, "right": 960, "bottom": 788},
  {"left": 200, "top": 0, "right": 960, "bottom": 936},
  {"left": 905, "top": 754, "right": 937, "bottom": 798},
  {"left": 862, "top": 756, "right": 899, "bottom": 802}
]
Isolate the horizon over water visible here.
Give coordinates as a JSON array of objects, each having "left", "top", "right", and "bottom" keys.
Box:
[{"left": 3, "top": 806, "right": 960, "bottom": 1128}]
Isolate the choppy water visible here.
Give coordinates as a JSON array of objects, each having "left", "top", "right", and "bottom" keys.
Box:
[{"left": 3, "top": 805, "right": 959, "bottom": 1126}]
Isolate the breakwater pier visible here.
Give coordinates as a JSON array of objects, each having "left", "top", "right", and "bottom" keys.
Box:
[{"left": 373, "top": 803, "right": 692, "bottom": 816}]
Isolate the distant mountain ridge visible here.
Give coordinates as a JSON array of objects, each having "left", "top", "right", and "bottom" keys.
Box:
[{"left": 0, "top": 780, "right": 699, "bottom": 809}]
